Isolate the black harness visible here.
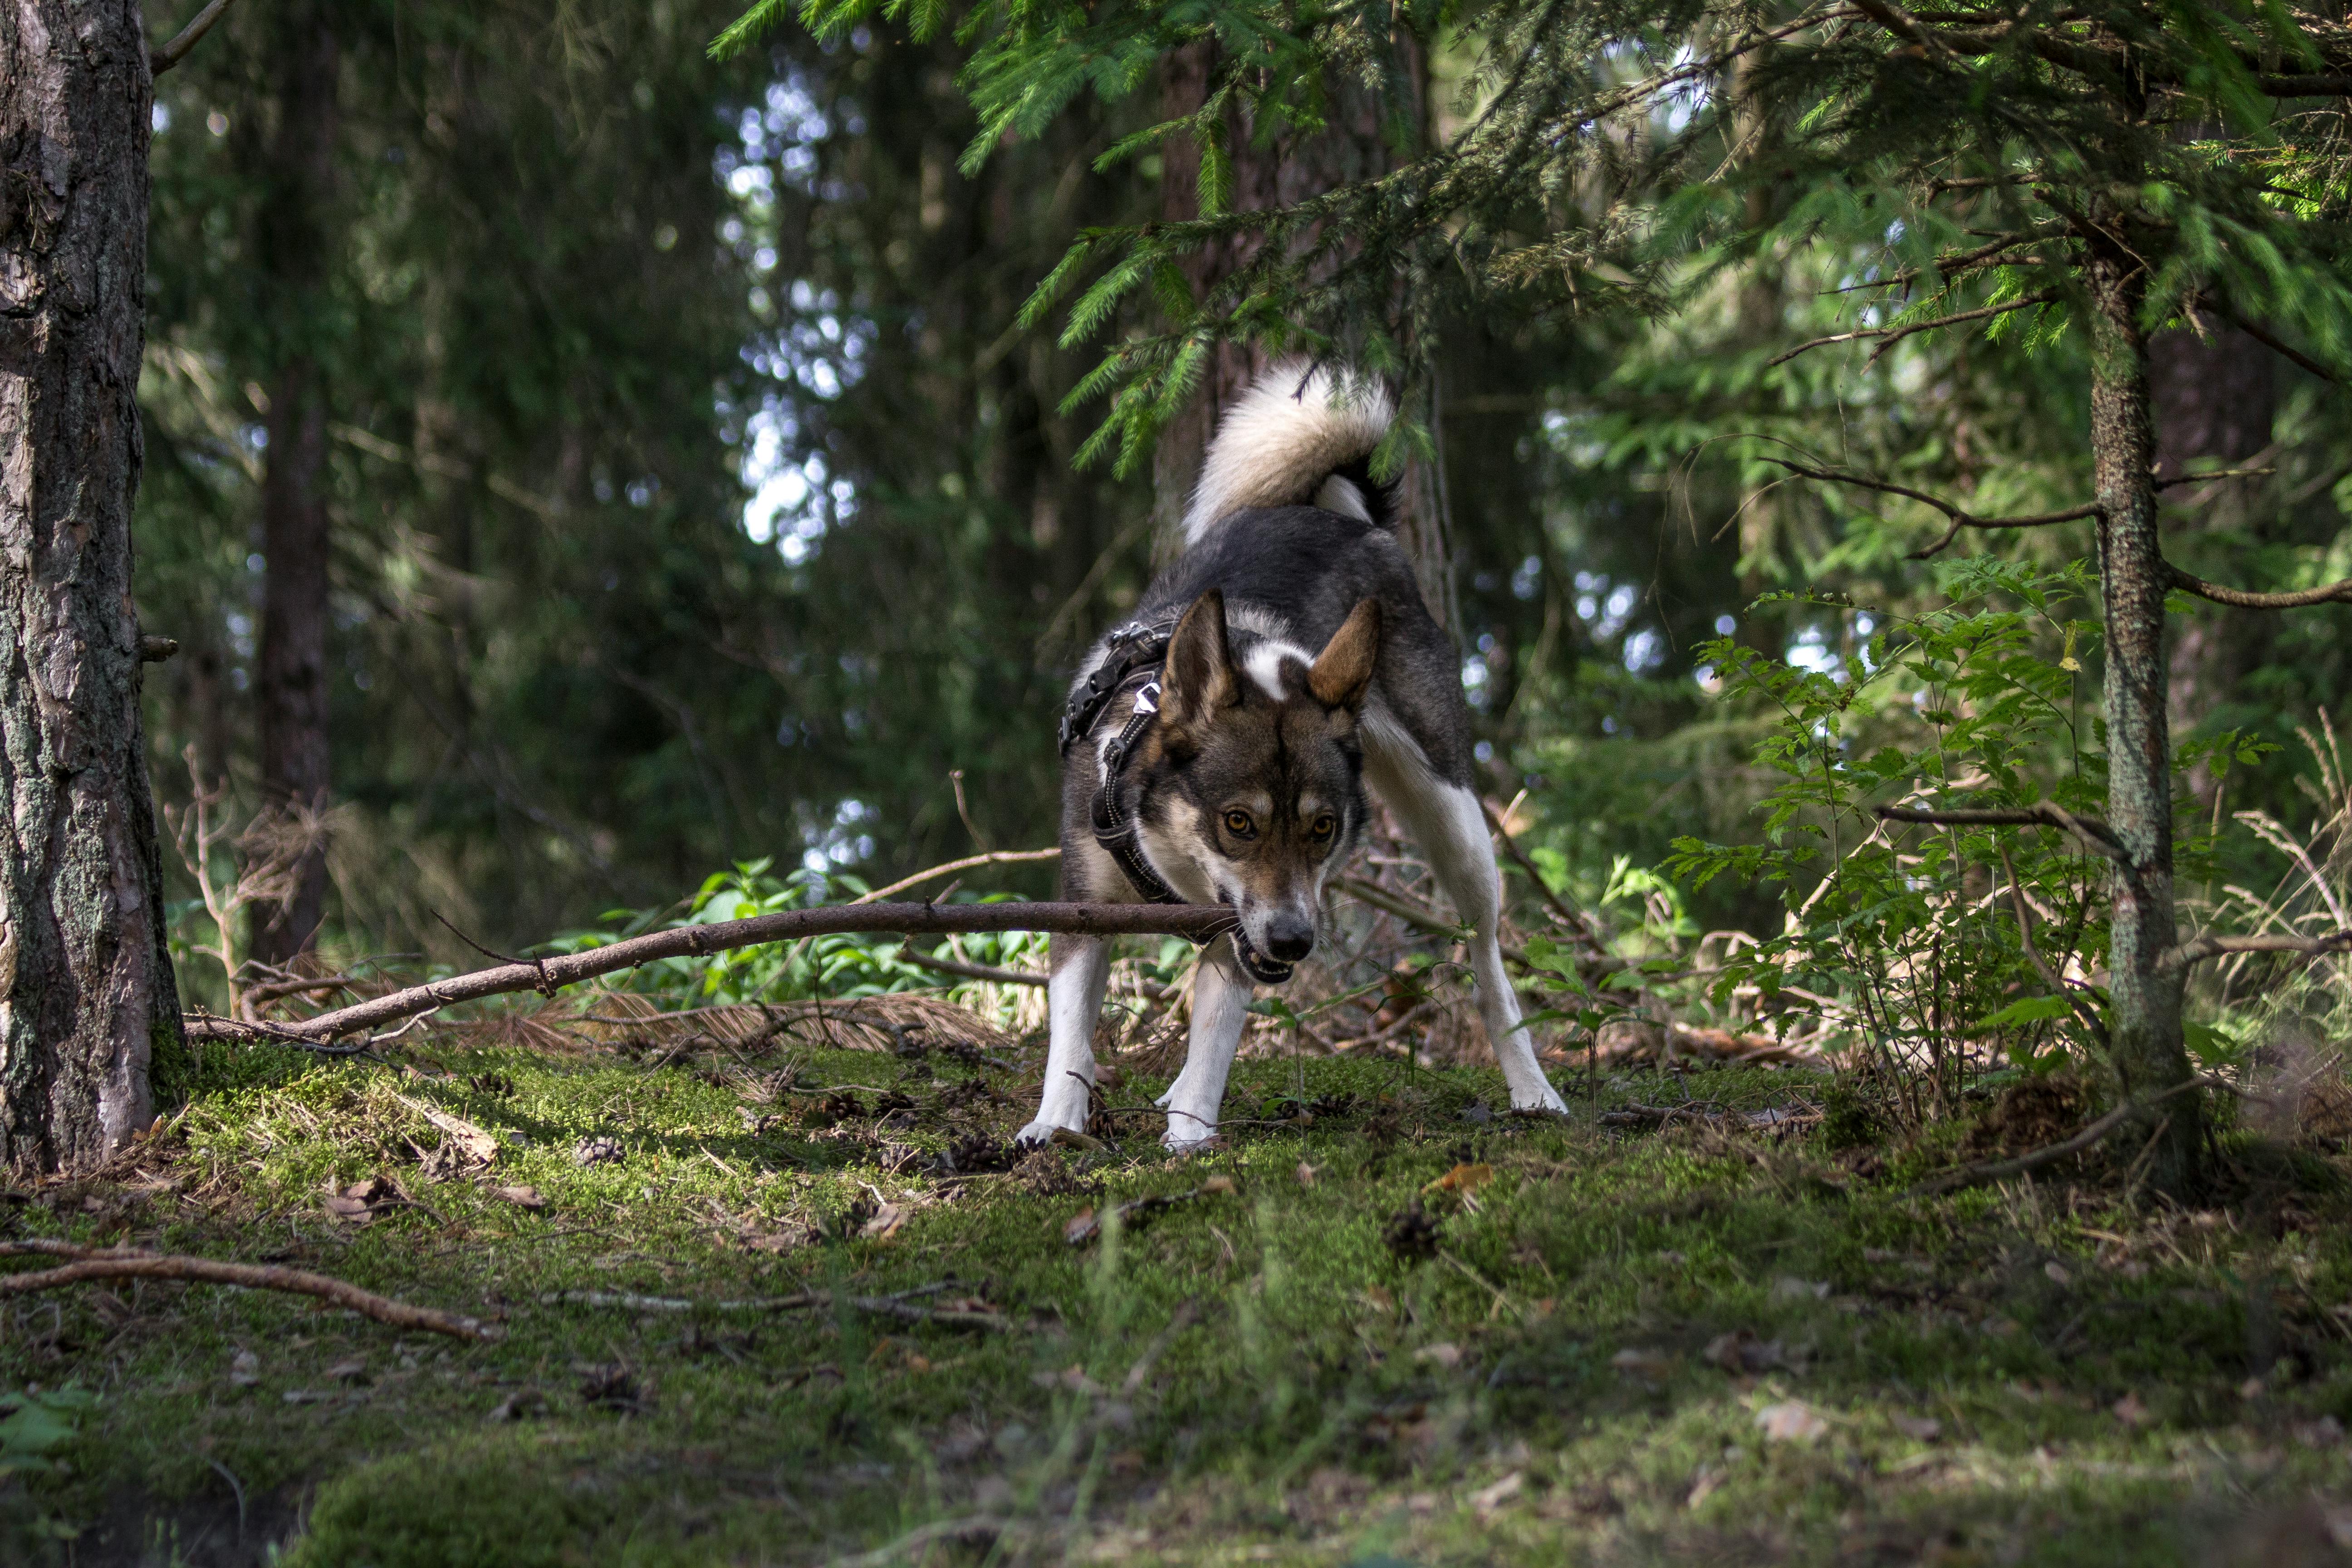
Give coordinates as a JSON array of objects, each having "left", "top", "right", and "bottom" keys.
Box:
[
  {"left": 1059, "top": 619, "right": 1191, "bottom": 914},
  {"left": 1057, "top": 618, "right": 1278, "bottom": 975}
]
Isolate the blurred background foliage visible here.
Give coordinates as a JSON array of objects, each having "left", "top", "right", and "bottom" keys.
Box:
[{"left": 134, "top": 0, "right": 2352, "bottom": 1040}]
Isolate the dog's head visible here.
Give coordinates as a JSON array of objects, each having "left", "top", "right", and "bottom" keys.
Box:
[{"left": 1134, "top": 589, "right": 1381, "bottom": 984}]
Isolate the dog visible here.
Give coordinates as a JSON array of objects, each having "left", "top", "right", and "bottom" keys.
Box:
[{"left": 1016, "top": 362, "right": 1568, "bottom": 1152}]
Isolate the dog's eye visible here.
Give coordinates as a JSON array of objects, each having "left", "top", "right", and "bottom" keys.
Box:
[
  {"left": 1224, "top": 810, "right": 1255, "bottom": 838},
  {"left": 1310, "top": 813, "right": 1336, "bottom": 839}
]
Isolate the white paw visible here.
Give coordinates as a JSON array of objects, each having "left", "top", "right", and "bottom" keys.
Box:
[
  {"left": 1511, "top": 1080, "right": 1569, "bottom": 1115},
  {"left": 1014, "top": 1117, "right": 1080, "bottom": 1150},
  {"left": 1161, "top": 1123, "right": 1218, "bottom": 1154}
]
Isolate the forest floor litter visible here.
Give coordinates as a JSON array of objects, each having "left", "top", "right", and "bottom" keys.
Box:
[{"left": 6, "top": 1014, "right": 2352, "bottom": 1566}]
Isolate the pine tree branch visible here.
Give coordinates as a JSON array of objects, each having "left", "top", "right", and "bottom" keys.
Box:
[
  {"left": 1875, "top": 803, "right": 2123, "bottom": 860},
  {"left": 2202, "top": 297, "right": 2344, "bottom": 384},
  {"left": 1759, "top": 457, "right": 2098, "bottom": 557},
  {"left": 2164, "top": 562, "right": 2352, "bottom": 610},
  {"left": 181, "top": 902, "right": 1240, "bottom": 1044}
]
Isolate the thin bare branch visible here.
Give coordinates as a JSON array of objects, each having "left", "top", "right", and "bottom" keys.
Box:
[
  {"left": 2206, "top": 297, "right": 2344, "bottom": 383},
  {"left": 850, "top": 848, "right": 1060, "bottom": 905},
  {"left": 2165, "top": 561, "right": 2352, "bottom": 610},
  {"left": 2158, "top": 931, "right": 2352, "bottom": 973},
  {"left": 1760, "top": 457, "right": 2097, "bottom": 559},
  {"left": 0, "top": 1240, "right": 497, "bottom": 1340},
  {"left": 899, "top": 949, "right": 1048, "bottom": 987},
  {"left": 1765, "top": 289, "right": 2058, "bottom": 368},
  {"left": 1897, "top": 1080, "right": 2206, "bottom": 1197},
  {"left": 1994, "top": 843, "right": 2105, "bottom": 1040},
  {"left": 1874, "top": 802, "right": 2123, "bottom": 860},
  {"left": 151, "top": 0, "right": 236, "bottom": 74},
  {"left": 1481, "top": 800, "right": 1612, "bottom": 957}
]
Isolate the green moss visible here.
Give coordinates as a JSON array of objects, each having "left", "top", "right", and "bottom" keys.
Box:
[{"left": 7, "top": 1038, "right": 2351, "bottom": 1565}]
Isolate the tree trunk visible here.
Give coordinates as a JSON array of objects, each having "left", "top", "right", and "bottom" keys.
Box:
[
  {"left": 0, "top": 0, "right": 185, "bottom": 1171},
  {"left": 250, "top": 7, "right": 341, "bottom": 965},
  {"left": 1147, "top": 39, "right": 1452, "bottom": 625},
  {"left": 2085, "top": 242, "right": 2200, "bottom": 1195}
]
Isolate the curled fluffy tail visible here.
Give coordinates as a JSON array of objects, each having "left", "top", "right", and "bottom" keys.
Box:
[{"left": 1181, "top": 361, "right": 1396, "bottom": 545}]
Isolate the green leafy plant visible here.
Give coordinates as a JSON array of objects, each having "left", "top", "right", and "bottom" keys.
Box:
[
  {"left": 550, "top": 860, "right": 1050, "bottom": 1009},
  {"left": 0, "top": 1385, "right": 95, "bottom": 1480}
]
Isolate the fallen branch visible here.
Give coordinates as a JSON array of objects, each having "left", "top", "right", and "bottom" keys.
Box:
[
  {"left": 183, "top": 900, "right": 1237, "bottom": 1044},
  {"left": 1900, "top": 1079, "right": 2205, "bottom": 1198},
  {"left": 1874, "top": 802, "right": 2122, "bottom": 860},
  {"left": 2158, "top": 930, "right": 2352, "bottom": 974},
  {"left": 2165, "top": 561, "right": 2352, "bottom": 611},
  {"left": 0, "top": 1240, "right": 497, "bottom": 1341}
]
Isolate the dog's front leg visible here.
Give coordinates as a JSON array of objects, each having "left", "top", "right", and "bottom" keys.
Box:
[
  {"left": 1154, "top": 936, "right": 1254, "bottom": 1152},
  {"left": 1015, "top": 934, "right": 1110, "bottom": 1148}
]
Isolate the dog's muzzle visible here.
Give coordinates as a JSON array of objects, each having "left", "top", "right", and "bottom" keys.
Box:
[{"left": 1230, "top": 923, "right": 1297, "bottom": 986}]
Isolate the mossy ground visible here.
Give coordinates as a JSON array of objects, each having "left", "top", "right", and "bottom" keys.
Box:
[{"left": 6, "top": 1030, "right": 2352, "bottom": 1566}]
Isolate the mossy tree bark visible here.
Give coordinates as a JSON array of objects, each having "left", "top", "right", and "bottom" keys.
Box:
[
  {"left": 0, "top": 0, "right": 184, "bottom": 1171},
  {"left": 2085, "top": 239, "right": 2201, "bottom": 1194}
]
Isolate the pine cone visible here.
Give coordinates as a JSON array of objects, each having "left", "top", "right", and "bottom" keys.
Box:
[
  {"left": 1384, "top": 1199, "right": 1442, "bottom": 1262},
  {"left": 573, "top": 1134, "right": 625, "bottom": 1167}
]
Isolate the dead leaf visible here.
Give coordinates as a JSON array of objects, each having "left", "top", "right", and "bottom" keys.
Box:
[
  {"left": 2044, "top": 1260, "right": 2072, "bottom": 1286},
  {"left": 1362, "top": 1286, "right": 1394, "bottom": 1314},
  {"left": 325, "top": 1358, "right": 368, "bottom": 1383},
  {"left": 393, "top": 1092, "right": 499, "bottom": 1167},
  {"left": 1890, "top": 1413, "right": 1942, "bottom": 1442},
  {"left": 1424, "top": 1162, "right": 1494, "bottom": 1196},
  {"left": 1686, "top": 1467, "right": 1722, "bottom": 1509},
  {"left": 860, "top": 1202, "right": 907, "bottom": 1240},
  {"left": 1295, "top": 1162, "right": 1319, "bottom": 1187},
  {"left": 490, "top": 1185, "right": 548, "bottom": 1209},
  {"left": 1031, "top": 1365, "right": 1103, "bottom": 1395},
  {"left": 1771, "top": 1275, "right": 1829, "bottom": 1301},
  {"left": 1612, "top": 1347, "right": 1674, "bottom": 1384},
  {"left": 1414, "top": 1342, "right": 1463, "bottom": 1369},
  {"left": 1198, "top": 1174, "right": 1236, "bottom": 1196},
  {"left": 1063, "top": 1208, "right": 1100, "bottom": 1246},
  {"left": 229, "top": 1349, "right": 260, "bottom": 1387},
  {"left": 325, "top": 1175, "right": 405, "bottom": 1222},
  {"left": 2111, "top": 1392, "right": 2153, "bottom": 1428},
  {"left": 1755, "top": 1400, "right": 1829, "bottom": 1442},
  {"left": 1470, "top": 1471, "right": 1523, "bottom": 1511}
]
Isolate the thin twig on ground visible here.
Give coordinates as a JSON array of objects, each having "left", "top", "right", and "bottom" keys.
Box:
[
  {"left": 0, "top": 1240, "right": 498, "bottom": 1340},
  {"left": 1900, "top": 1080, "right": 2206, "bottom": 1198}
]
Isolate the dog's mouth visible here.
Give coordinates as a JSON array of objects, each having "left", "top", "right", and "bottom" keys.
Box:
[{"left": 1229, "top": 922, "right": 1296, "bottom": 986}]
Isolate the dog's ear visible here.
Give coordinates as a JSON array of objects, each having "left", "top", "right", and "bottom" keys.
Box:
[
  {"left": 1161, "top": 589, "right": 1238, "bottom": 738},
  {"left": 1308, "top": 598, "right": 1382, "bottom": 713}
]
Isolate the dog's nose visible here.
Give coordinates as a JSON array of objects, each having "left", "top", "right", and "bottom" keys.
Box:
[{"left": 1263, "top": 913, "right": 1315, "bottom": 962}]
